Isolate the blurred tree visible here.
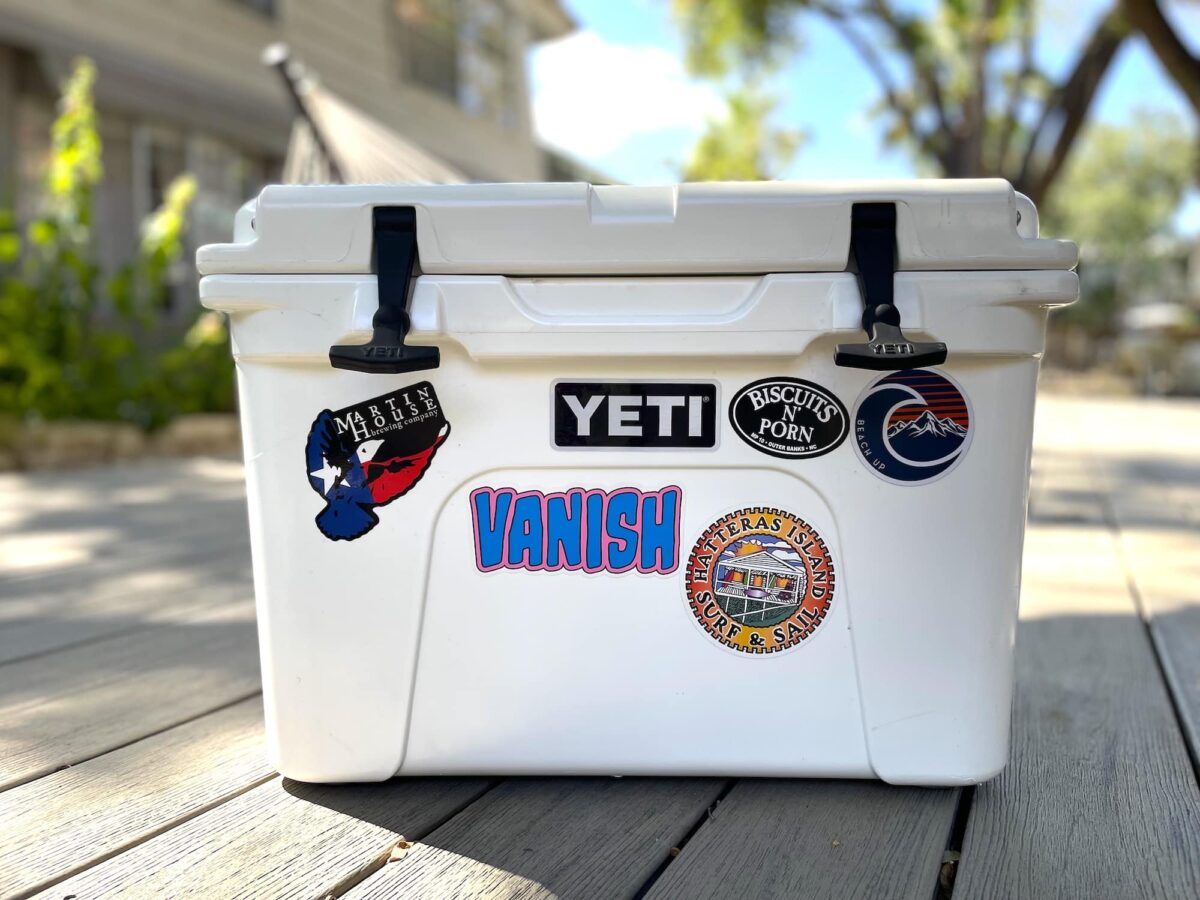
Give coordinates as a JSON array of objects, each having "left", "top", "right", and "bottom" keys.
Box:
[
  {"left": 0, "top": 57, "right": 230, "bottom": 431},
  {"left": 684, "top": 84, "right": 803, "bottom": 180},
  {"left": 1042, "top": 111, "right": 1197, "bottom": 334},
  {"left": 1123, "top": 0, "right": 1200, "bottom": 120},
  {"left": 672, "top": 0, "right": 1198, "bottom": 202},
  {"left": 1043, "top": 112, "right": 1195, "bottom": 261}
]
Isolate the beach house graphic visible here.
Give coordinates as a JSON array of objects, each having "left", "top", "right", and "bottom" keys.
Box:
[{"left": 713, "top": 540, "right": 808, "bottom": 627}]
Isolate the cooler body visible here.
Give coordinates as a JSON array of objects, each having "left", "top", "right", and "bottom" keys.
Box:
[{"left": 198, "top": 180, "right": 1077, "bottom": 786}]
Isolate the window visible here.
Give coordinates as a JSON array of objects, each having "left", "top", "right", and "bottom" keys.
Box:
[
  {"left": 395, "top": 0, "right": 460, "bottom": 102},
  {"left": 130, "top": 127, "right": 276, "bottom": 316},
  {"left": 13, "top": 95, "right": 53, "bottom": 226},
  {"left": 131, "top": 125, "right": 188, "bottom": 310},
  {"left": 186, "top": 134, "right": 275, "bottom": 250},
  {"left": 459, "top": 0, "right": 516, "bottom": 128},
  {"left": 232, "top": 0, "right": 276, "bottom": 16},
  {"left": 395, "top": 0, "right": 517, "bottom": 128},
  {"left": 132, "top": 125, "right": 186, "bottom": 224}
]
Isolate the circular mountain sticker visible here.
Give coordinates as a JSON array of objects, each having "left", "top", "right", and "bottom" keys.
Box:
[
  {"left": 728, "top": 377, "right": 849, "bottom": 459},
  {"left": 852, "top": 368, "right": 973, "bottom": 485},
  {"left": 684, "top": 507, "right": 835, "bottom": 655}
]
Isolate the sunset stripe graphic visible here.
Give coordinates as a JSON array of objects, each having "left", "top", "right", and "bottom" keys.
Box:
[{"left": 878, "top": 370, "right": 970, "bottom": 428}]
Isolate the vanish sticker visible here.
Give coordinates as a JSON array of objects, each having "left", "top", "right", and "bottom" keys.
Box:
[{"left": 470, "top": 485, "right": 682, "bottom": 575}]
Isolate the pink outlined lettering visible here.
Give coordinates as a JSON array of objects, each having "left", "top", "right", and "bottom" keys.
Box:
[{"left": 469, "top": 485, "right": 682, "bottom": 575}]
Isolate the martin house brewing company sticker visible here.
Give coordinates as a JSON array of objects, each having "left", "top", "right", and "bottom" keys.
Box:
[
  {"left": 305, "top": 382, "right": 450, "bottom": 541},
  {"left": 728, "top": 378, "right": 849, "bottom": 459},
  {"left": 685, "top": 507, "right": 835, "bottom": 655}
]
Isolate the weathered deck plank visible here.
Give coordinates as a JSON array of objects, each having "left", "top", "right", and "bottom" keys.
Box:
[
  {"left": 0, "top": 552, "right": 252, "bottom": 664},
  {"left": 1042, "top": 398, "right": 1200, "bottom": 746},
  {"left": 0, "top": 601, "right": 258, "bottom": 791},
  {"left": 642, "top": 780, "right": 957, "bottom": 900},
  {"left": 37, "top": 777, "right": 493, "bottom": 900},
  {"left": 0, "top": 697, "right": 269, "bottom": 899},
  {"left": 346, "top": 777, "right": 727, "bottom": 900},
  {"left": 953, "top": 516, "right": 1200, "bottom": 897},
  {"left": 1099, "top": 447, "right": 1200, "bottom": 765},
  {"left": 0, "top": 456, "right": 252, "bottom": 663},
  {"left": 0, "top": 514, "right": 246, "bottom": 584},
  {"left": 1117, "top": 521, "right": 1200, "bottom": 763},
  {"left": 0, "top": 458, "right": 248, "bottom": 586}
]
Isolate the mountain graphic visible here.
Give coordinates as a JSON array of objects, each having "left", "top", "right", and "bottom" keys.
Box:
[
  {"left": 887, "top": 410, "right": 968, "bottom": 462},
  {"left": 888, "top": 410, "right": 967, "bottom": 438}
]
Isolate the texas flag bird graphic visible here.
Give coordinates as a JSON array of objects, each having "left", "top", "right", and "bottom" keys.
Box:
[{"left": 304, "top": 384, "right": 451, "bottom": 541}]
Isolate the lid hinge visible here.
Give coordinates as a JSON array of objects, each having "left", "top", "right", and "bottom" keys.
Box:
[
  {"left": 329, "top": 206, "right": 441, "bottom": 375},
  {"left": 834, "top": 203, "right": 947, "bottom": 371}
]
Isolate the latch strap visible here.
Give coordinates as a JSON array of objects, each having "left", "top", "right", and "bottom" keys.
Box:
[
  {"left": 834, "top": 203, "right": 948, "bottom": 371},
  {"left": 329, "top": 206, "right": 441, "bottom": 375}
]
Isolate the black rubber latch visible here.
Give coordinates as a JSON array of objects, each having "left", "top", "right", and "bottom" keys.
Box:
[
  {"left": 329, "top": 206, "right": 441, "bottom": 374},
  {"left": 834, "top": 203, "right": 947, "bottom": 371}
]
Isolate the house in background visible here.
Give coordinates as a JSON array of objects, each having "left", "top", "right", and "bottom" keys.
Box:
[{"left": 0, "top": 0, "right": 575, "bottom": 320}]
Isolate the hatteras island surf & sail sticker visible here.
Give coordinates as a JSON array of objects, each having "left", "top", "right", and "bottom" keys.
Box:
[
  {"left": 852, "top": 368, "right": 972, "bottom": 485},
  {"left": 684, "top": 507, "right": 834, "bottom": 655},
  {"left": 305, "top": 382, "right": 450, "bottom": 541}
]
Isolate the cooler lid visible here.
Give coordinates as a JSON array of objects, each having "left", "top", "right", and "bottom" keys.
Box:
[{"left": 195, "top": 179, "right": 1077, "bottom": 276}]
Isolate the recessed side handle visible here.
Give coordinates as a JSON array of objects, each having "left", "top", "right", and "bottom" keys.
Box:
[
  {"left": 835, "top": 203, "right": 947, "bottom": 371},
  {"left": 329, "top": 206, "right": 440, "bottom": 374}
]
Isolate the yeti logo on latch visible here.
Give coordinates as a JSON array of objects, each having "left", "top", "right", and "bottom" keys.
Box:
[
  {"left": 553, "top": 381, "right": 717, "bottom": 449},
  {"left": 305, "top": 383, "right": 450, "bottom": 541}
]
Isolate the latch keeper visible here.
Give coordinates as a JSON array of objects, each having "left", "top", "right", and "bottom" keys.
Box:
[
  {"left": 834, "top": 203, "right": 948, "bottom": 371},
  {"left": 329, "top": 206, "right": 441, "bottom": 375}
]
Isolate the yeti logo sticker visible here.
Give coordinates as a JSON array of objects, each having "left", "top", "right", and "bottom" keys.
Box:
[
  {"left": 685, "top": 507, "right": 835, "bottom": 655},
  {"left": 553, "top": 381, "right": 717, "bottom": 449},
  {"left": 305, "top": 382, "right": 450, "bottom": 540},
  {"left": 728, "top": 377, "right": 848, "bottom": 459},
  {"left": 853, "top": 368, "right": 972, "bottom": 485}
]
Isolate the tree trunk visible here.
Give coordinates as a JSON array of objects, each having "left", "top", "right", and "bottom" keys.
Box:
[
  {"left": 1124, "top": 0, "right": 1200, "bottom": 117},
  {"left": 1013, "top": 6, "right": 1129, "bottom": 207}
]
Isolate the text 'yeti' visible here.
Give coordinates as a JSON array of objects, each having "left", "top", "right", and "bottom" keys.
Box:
[
  {"left": 470, "top": 485, "right": 682, "bottom": 574},
  {"left": 553, "top": 382, "right": 717, "bottom": 449}
]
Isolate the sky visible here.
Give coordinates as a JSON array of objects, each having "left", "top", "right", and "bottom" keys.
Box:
[{"left": 529, "top": 0, "right": 1200, "bottom": 226}]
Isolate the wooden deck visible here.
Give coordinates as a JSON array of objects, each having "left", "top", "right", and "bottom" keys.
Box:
[{"left": 2, "top": 393, "right": 1199, "bottom": 899}]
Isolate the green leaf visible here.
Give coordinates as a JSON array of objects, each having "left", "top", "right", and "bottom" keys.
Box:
[
  {"left": 0, "top": 233, "right": 20, "bottom": 263},
  {"left": 0, "top": 56, "right": 232, "bottom": 428},
  {"left": 682, "top": 83, "right": 804, "bottom": 181}
]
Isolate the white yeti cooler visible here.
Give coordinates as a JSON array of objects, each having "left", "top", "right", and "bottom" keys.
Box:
[{"left": 197, "top": 180, "right": 1077, "bottom": 786}]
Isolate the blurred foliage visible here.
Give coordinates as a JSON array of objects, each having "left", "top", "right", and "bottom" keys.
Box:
[
  {"left": 0, "top": 58, "right": 233, "bottom": 430},
  {"left": 673, "top": 0, "right": 1200, "bottom": 351},
  {"left": 669, "top": 0, "right": 1198, "bottom": 210},
  {"left": 684, "top": 84, "right": 803, "bottom": 181},
  {"left": 1042, "top": 112, "right": 1197, "bottom": 334},
  {"left": 676, "top": 0, "right": 799, "bottom": 78},
  {"left": 1043, "top": 112, "right": 1196, "bottom": 262}
]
